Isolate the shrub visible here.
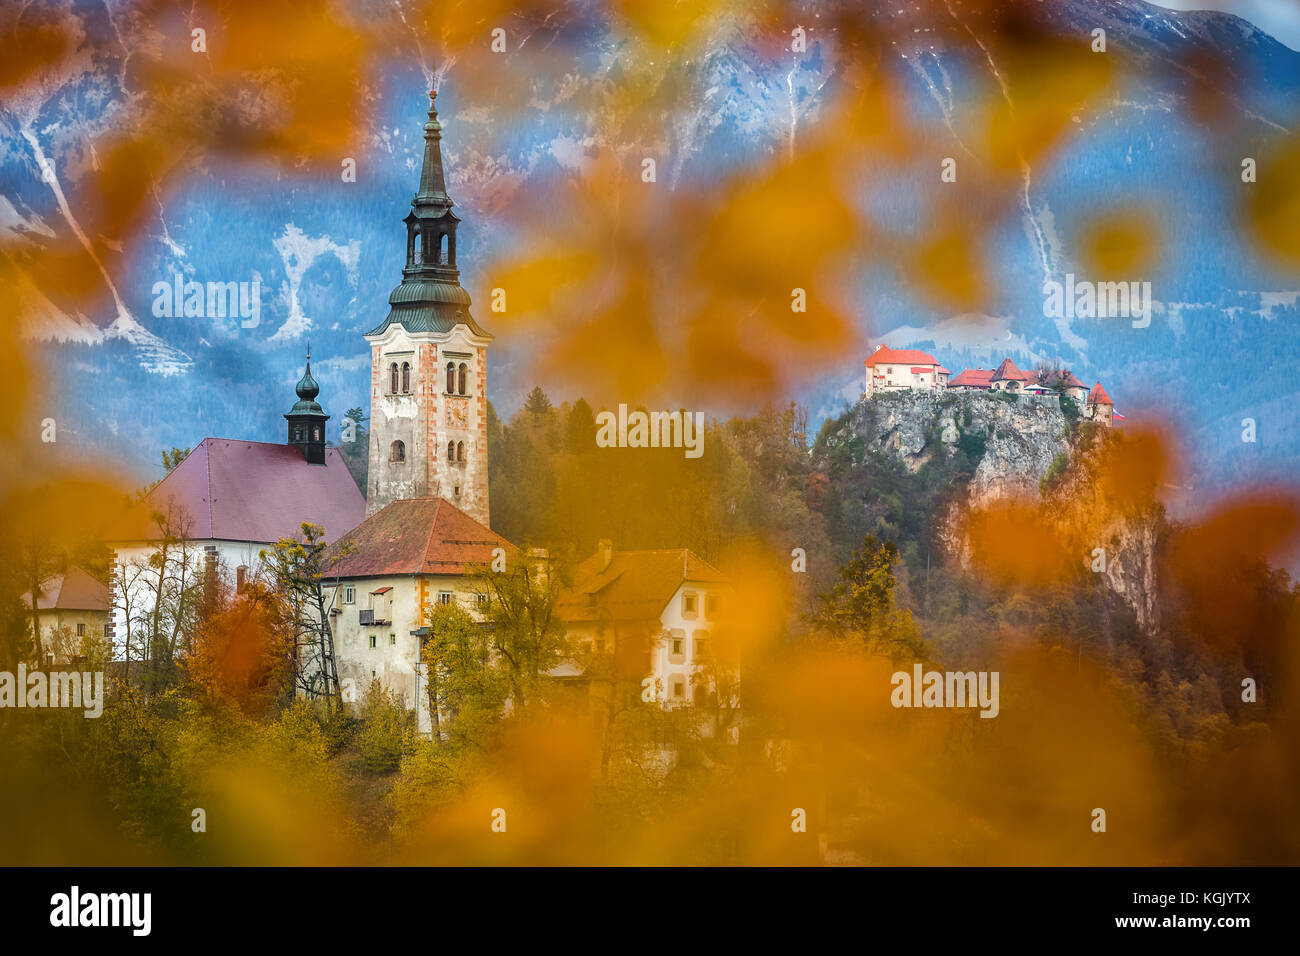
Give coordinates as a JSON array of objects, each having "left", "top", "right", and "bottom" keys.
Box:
[
  {"left": 958, "top": 429, "right": 988, "bottom": 465},
  {"left": 1040, "top": 451, "right": 1070, "bottom": 495},
  {"left": 1060, "top": 395, "right": 1081, "bottom": 425},
  {"left": 358, "top": 680, "right": 416, "bottom": 774}
]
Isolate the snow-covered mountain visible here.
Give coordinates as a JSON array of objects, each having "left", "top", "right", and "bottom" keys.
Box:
[{"left": 2, "top": 0, "right": 1297, "bottom": 494}]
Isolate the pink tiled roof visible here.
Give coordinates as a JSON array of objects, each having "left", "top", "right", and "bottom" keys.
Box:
[{"left": 115, "top": 438, "right": 366, "bottom": 544}]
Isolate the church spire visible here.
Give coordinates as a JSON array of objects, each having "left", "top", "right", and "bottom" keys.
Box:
[
  {"left": 366, "top": 90, "right": 490, "bottom": 339},
  {"left": 415, "top": 90, "right": 450, "bottom": 209},
  {"left": 362, "top": 89, "right": 493, "bottom": 527}
]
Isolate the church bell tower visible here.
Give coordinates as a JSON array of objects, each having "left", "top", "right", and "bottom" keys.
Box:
[
  {"left": 364, "top": 91, "right": 492, "bottom": 525},
  {"left": 285, "top": 347, "right": 329, "bottom": 465}
]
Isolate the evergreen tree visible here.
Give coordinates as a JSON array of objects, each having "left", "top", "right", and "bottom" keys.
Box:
[
  {"left": 564, "top": 398, "right": 597, "bottom": 453},
  {"left": 523, "top": 385, "right": 552, "bottom": 417},
  {"left": 812, "top": 534, "right": 927, "bottom": 661}
]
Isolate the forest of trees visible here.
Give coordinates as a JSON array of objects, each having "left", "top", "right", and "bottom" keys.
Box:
[{"left": 1, "top": 386, "right": 1297, "bottom": 865}]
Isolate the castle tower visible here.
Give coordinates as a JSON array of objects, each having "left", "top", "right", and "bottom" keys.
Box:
[{"left": 365, "top": 91, "right": 492, "bottom": 524}]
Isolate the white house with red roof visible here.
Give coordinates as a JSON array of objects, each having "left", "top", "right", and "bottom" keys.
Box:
[
  {"left": 557, "top": 541, "right": 731, "bottom": 711},
  {"left": 863, "top": 344, "right": 950, "bottom": 396},
  {"left": 1040, "top": 369, "right": 1090, "bottom": 404},
  {"left": 320, "top": 496, "right": 517, "bottom": 734},
  {"left": 988, "top": 357, "right": 1039, "bottom": 393},
  {"left": 106, "top": 357, "right": 367, "bottom": 660},
  {"left": 21, "top": 565, "right": 112, "bottom": 665}
]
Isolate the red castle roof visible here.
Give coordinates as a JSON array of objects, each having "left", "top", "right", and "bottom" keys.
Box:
[
  {"left": 1042, "top": 369, "right": 1088, "bottom": 390},
  {"left": 949, "top": 368, "right": 995, "bottom": 388},
  {"left": 1088, "top": 383, "right": 1114, "bottom": 405},
  {"left": 991, "top": 357, "right": 1036, "bottom": 382},
  {"left": 865, "top": 345, "right": 942, "bottom": 368}
]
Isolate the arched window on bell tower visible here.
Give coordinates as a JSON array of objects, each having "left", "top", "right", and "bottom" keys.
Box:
[
  {"left": 390, "top": 363, "right": 399, "bottom": 394},
  {"left": 457, "top": 362, "right": 467, "bottom": 395},
  {"left": 413, "top": 225, "right": 423, "bottom": 265},
  {"left": 446, "top": 362, "right": 455, "bottom": 394},
  {"left": 446, "top": 441, "right": 455, "bottom": 462},
  {"left": 401, "top": 361, "right": 411, "bottom": 394},
  {"left": 390, "top": 440, "right": 406, "bottom": 463},
  {"left": 456, "top": 441, "right": 465, "bottom": 463}
]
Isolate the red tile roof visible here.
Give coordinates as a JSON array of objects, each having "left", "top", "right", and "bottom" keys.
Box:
[
  {"left": 325, "top": 497, "right": 518, "bottom": 578},
  {"left": 1042, "top": 369, "right": 1088, "bottom": 390},
  {"left": 1088, "top": 383, "right": 1114, "bottom": 405},
  {"left": 558, "top": 548, "right": 727, "bottom": 624},
  {"left": 991, "top": 357, "right": 1036, "bottom": 382},
  {"left": 864, "top": 345, "right": 942, "bottom": 368},
  {"left": 21, "top": 566, "right": 110, "bottom": 612},
  {"left": 949, "top": 368, "right": 994, "bottom": 388},
  {"left": 909, "top": 366, "right": 933, "bottom": 374},
  {"left": 114, "top": 438, "right": 366, "bottom": 544},
  {"left": 936, "top": 366, "right": 951, "bottom": 376}
]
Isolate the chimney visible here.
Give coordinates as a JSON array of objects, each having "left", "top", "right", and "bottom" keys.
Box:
[{"left": 597, "top": 538, "right": 613, "bottom": 573}]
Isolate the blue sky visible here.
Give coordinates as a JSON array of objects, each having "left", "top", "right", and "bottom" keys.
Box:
[{"left": 1152, "top": 0, "right": 1300, "bottom": 49}]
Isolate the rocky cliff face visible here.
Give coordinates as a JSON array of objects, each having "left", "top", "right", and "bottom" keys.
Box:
[
  {"left": 827, "top": 389, "right": 1069, "bottom": 499},
  {"left": 1041, "top": 432, "right": 1165, "bottom": 634},
  {"left": 824, "top": 390, "right": 1163, "bottom": 633}
]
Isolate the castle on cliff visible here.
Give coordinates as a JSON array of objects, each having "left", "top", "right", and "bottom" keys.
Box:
[{"left": 863, "top": 344, "right": 1122, "bottom": 426}]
